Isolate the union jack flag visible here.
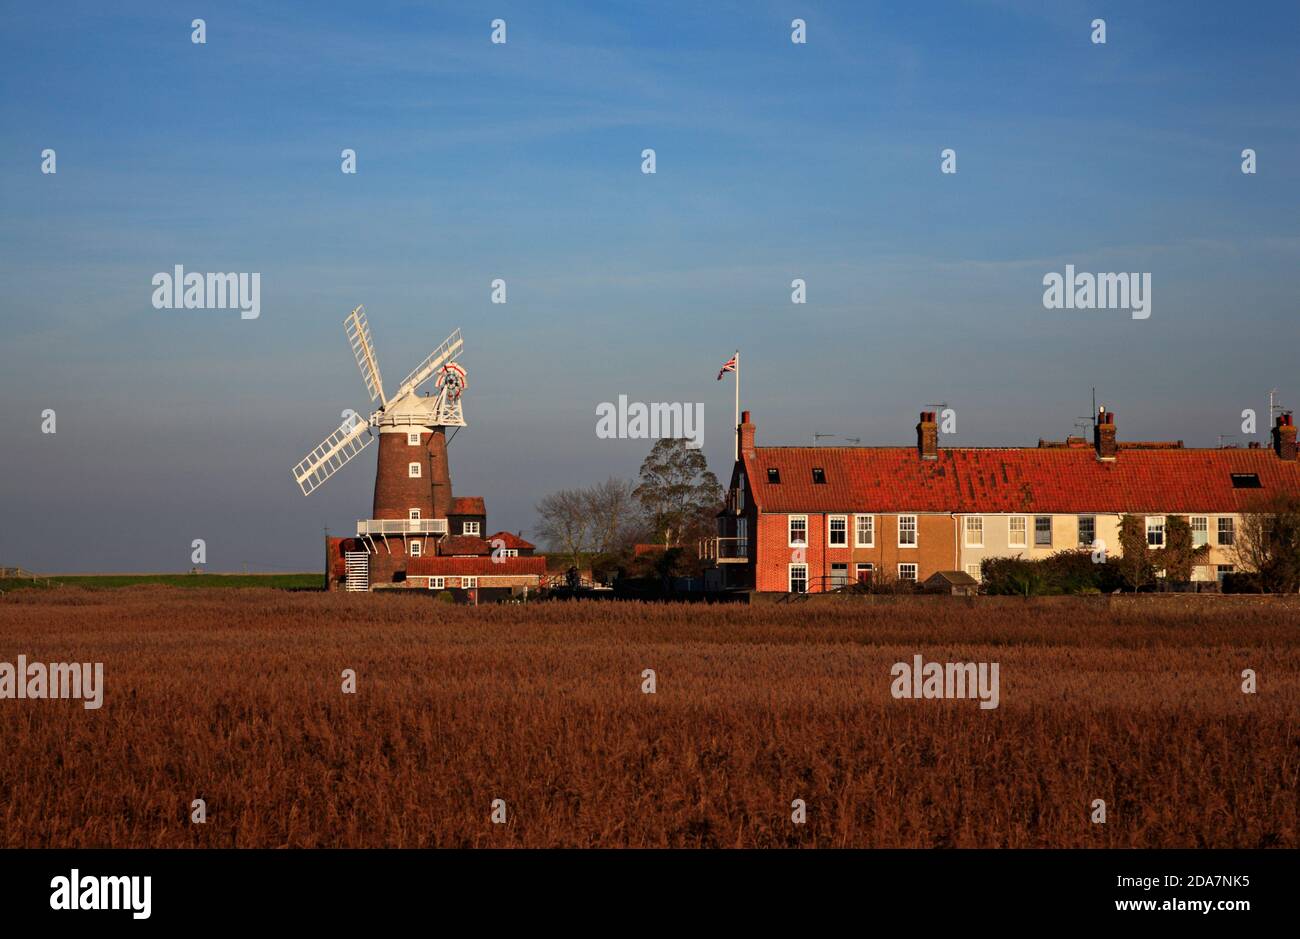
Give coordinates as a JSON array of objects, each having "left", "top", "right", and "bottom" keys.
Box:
[{"left": 717, "top": 352, "right": 738, "bottom": 380}]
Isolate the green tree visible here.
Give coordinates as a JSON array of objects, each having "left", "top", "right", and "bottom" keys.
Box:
[
  {"left": 1117, "top": 514, "right": 1155, "bottom": 592},
  {"left": 1158, "top": 515, "right": 1210, "bottom": 584},
  {"left": 632, "top": 439, "right": 723, "bottom": 545}
]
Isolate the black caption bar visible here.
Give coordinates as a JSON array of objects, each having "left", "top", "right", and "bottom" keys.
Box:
[{"left": 0, "top": 848, "right": 1288, "bottom": 927}]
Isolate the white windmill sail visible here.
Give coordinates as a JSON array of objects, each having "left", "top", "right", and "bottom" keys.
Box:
[
  {"left": 292, "top": 308, "right": 466, "bottom": 496},
  {"left": 396, "top": 328, "right": 463, "bottom": 398},
  {"left": 292, "top": 414, "right": 373, "bottom": 495},
  {"left": 345, "top": 306, "right": 387, "bottom": 405}
]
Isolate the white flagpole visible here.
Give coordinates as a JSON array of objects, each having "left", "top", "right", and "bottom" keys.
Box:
[{"left": 733, "top": 350, "right": 740, "bottom": 461}]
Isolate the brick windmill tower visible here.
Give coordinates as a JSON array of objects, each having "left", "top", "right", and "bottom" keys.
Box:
[{"left": 292, "top": 306, "right": 476, "bottom": 588}]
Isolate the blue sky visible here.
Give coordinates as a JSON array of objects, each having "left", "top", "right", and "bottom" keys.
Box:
[{"left": 1, "top": 1, "right": 1297, "bottom": 572}]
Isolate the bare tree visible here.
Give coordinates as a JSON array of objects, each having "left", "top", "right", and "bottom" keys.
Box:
[
  {"left": 584, "top": 477, "right": 641, "bottom": 555},
  {"left": 1234, "top": 492, "right": 1300, "bottom": 593},
  {"left": 535, "top": 489, "right": 592, "bottom": 570}
]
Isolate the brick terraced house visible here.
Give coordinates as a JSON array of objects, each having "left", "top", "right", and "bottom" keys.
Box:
[{"left": 703, "top": 409, "right": 1300, "bottom": 593}]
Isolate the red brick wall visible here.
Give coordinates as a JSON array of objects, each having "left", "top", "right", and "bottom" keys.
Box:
[
  {"left": 372, "top": 427, "right": 453, "bottom": 520},
  {"left": 755, "top": 512, "right": 958, "bottom": 592},
  {"left": 326, "top": 536, "right": 432, "bottom": 590}
]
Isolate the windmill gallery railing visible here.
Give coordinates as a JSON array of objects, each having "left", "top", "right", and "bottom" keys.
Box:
[{"left": 356, "top": 519, "right": 450, "bottom": 536}]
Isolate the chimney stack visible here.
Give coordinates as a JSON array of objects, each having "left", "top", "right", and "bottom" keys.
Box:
[
  {"left": 738, "top": 410, "right": 756, "bottom": 458},
  {"left": 1273, "top": 412, "right": 1297, "bottom": 461},
  {"left": 1094, "top": 408, "right": 1117, "bottom": 461},
  {"left": 916, "top": 411, "right": 938, "bottom": 460}
]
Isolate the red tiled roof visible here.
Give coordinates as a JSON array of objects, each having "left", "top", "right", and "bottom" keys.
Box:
[
  {"left": 438, "top": 535, "right": 491, "bottom": 556},
  {"left": 407, "top": 556, "right": 547, "bottom": 576},
  {"left": 486, "top": 531, "right": 535, "bottom": 550},
  {"left": 451, "top": 496, "right": 485, "bottom": 516},
  {"left": 744, "top": 446, "right": 1300, "bottom": 514}
]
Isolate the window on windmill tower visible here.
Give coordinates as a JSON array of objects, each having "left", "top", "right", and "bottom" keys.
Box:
[
  {"left": 409, "top": 508, "right": 421, "bottom": 520},
  {"left": 407, "top": 432, "right": 421, "bottom": 446},
  {"left": 409, "top": 541, "right": 422, "bottom": 557},
  {"left": 409, "top": 462, "right": 421, "bottom": 478}
]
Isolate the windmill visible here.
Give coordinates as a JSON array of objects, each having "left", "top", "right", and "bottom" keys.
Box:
[{"left": 291, "top": 307, "right": 467, "bottom": 530}]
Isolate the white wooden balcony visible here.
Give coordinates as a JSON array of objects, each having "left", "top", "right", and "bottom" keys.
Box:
[
  {"left": 699, "top": 536, "right": 749, "bottom": 563},
  {"left": 357, "top": 518, "right": 449, "bottom": 536}
]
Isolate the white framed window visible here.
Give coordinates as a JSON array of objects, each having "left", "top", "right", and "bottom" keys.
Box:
[
  {"left": 409, "top": 508, "right": 421, "bottom": 521},
  {"left": 408, "top": 540, "right": 422, "bottom": 557},
  {"left": 830, "top": 562, "right": 848, "bottom": 588},
  {"left": 1077, "top": 515, "right": 1096, "bottom": 548},
  {"left": 965, "top": 563, "right": 982, "bottom": 582},
  {"left": 408, "top": 462, "right": 421, "bottom": 478},
  {"left": 497, "top": 548, "right": 518, "bottom": 558},
  {"left": 407, "top": 432, "right": 421, "bottom": 446},
  {"left": 964, "top": 516, "right": 983, "bottom": 547},
  {"left": 1146, "top": 516, "right": 1165, "bottom": 548},
  {"left": 1034, "top": 516, "right": 1052, "bottom": 546},
  {"left": 788, "top": 515, "right": 807, "bottom": 547},
  {"left": 1216, "top": 564, "right": 1234, "bottom": 583},
  {"left": 1217, "top": 517, "right": 1235, "bottom": 545},
  {"left": 898, "top": 515, "right": 917, "bottom": 547},
  {"left": 463, "top": 521, "right": 480, "bottom": 536},
  {"left": 462, "top": 576, "right": 478, "bottom": 589},
  {"left": 1191, "top": 516, "right": 1208, "bottom": 547},
  {"left": 789, "top": 564, "right": 808, "bottom": 593},
  {"left": 855, "top": 514, "right": 874, "bottom": 547},
  {"left": 1008, "top": 516, "right": 1027, "bottom": 547},
  {"left": 828, "top": 515, "right": 848, "bottom": 547},
  {"left": 427, "top": 576, "right": 444, "bottom": 590},
  {"left": 855, "top": 562, "right": 874, "bottom": 583},
  {"left": 898, "top": 563, "right": 918, "bottom": 581}
]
